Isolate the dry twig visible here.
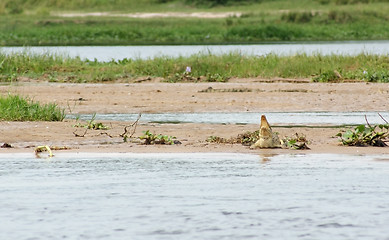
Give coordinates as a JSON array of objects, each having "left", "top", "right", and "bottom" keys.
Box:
[
  {"left": 120, "top": 113, "right": 141, "bottom": 138},
  {"left": 365, "top": 115, "right": 372, "bottom": 128},
  {"left": 73, "top": 129, "right": 88, "bottom": 137},
  {"left": 378, "top": 113, "right": 388, "bottom": 124}
]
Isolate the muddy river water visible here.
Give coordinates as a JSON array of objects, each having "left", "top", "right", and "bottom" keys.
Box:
[{"left": 1, "top": 153, "right": 388, "bottom": 240}]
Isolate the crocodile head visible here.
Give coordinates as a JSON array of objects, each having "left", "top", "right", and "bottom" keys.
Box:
[
  {"left": 260, "top": 115, "right": 272, "bottom": 138},
  {"left": 251, "top": 115, "right": 281, "bottom": 149}
]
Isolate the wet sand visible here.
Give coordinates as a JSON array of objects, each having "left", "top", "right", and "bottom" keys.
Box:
[{"left": 1, "top": 78, "right": 389, "bottom": 155}]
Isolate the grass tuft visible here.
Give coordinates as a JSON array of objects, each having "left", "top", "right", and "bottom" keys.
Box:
[{"left": 0, "top": 94, "right": 65, "bottom": 121}]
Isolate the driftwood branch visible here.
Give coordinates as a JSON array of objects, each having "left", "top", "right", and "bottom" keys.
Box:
[
  {"left": 97, "top": 132, "right": 114, "bottom": 138},
  {"left": 73, "top": 129, "right": 88, "bottom": 137},
  {"left": 120, "top": 113, "right": 142, "bottom": 138}
]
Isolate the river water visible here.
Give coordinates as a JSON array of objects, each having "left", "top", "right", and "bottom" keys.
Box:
[
  {"left": 1, "top": 41, "right": 389, "bottom": 61},
  {"left": 0, "top": 153, "right": 388, "bottom": 240},
  {"left": 69, "top": 111, "right": 389, "bottom": 125}
]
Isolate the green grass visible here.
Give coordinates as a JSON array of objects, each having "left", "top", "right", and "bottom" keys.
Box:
[
  {"left": 0, "top": 94, "right": 65, "bottom": 121},
  {"left": 0, "top": 0, "right": 388, "bottom": 45},
  {"left": 1, "top": 0, "right": 388, "bottom": 13},
  {"left": 1, "top": 51, "right": 389, "bottom": 83}
]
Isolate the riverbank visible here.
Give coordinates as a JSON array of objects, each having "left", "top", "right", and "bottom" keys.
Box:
[
  {"left": 1, "top": 80, "right": 389, "bottom": 155},
  {"left": 2, "top": 14, "right": 388, "bottom": 46},
  {"left": 1, "top": 1, "right": 389, "bottom": 46}
]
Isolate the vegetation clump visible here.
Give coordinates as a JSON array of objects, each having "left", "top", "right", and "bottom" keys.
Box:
[
  {"left": 362, "top": 70, "right": 389, "bottom": 83},
  {"left": 73, "top": 113, "right": 109, "bottom": 130},
  {"left": 208, "top": 130, "right": 311, "bottom": 150},
  {"left": 207, "top": 130, "right": 260, "bottom": 145},
  {"left": 168, "top": 68, "right": 200, "bottom": 82},
  {"left": 139, "top": 130, "right": 180, "bottom": 145},
  {"left": 0, "top": 94, "right": 65, "bottom": 121},
  {"left": 167, "top": 67, "right": 228, "bottom": 83},
  {"left": 281, "top": 133, "right": 310, "bottom": 150},
  {"left": 336, "top": 123, "right": 389, "bottom": 147},
  {"left": 313, "top": 70, "right": 342, "bottom": 82}
]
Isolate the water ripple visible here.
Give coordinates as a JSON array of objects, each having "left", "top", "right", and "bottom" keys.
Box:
[{"left": 0, "top": 153, "right": 388, "bottom": 240}]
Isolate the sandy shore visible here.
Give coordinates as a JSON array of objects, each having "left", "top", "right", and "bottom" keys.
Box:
[{"left": 1, "top": 78, "right": 389, "bottom": 155}]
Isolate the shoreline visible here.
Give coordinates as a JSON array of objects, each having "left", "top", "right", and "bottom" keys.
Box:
[
  {"left": 1, "top": 121, "right": 388, "bottom": 156},
  {"left": 1, "top": 80, "right": 389, "bottom": 156}
]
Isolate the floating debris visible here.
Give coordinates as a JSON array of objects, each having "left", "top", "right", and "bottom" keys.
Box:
[
  {"left": 35, "top": 145, "right": 53, "bottom": 157},
  {"left": 1, "top": 143, "right": 13, "bottom": 148}
]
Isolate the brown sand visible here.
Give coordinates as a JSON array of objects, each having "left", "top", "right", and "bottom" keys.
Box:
[{"left": 1, "top": 78, "right": 389, "bottom": 155}]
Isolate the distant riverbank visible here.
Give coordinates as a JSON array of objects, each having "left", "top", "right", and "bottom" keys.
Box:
[{"left": 1, "top": 0, "right": 389, "bottom": 46}]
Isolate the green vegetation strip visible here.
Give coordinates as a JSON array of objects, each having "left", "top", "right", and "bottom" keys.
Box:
[
  {"left": 0, "top": 0, "right": 389, "bottom": 45},
  {"left": 1, "top": 52, "right": 388, "bottom": 83},
  {"left": 0, "top": 94, "right": 65, "bottom": 121}
]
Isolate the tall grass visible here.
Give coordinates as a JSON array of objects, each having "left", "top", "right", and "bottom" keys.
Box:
[
  {"left": 1, "top": 51, "right": 389, "bottom": 83},
  {"left": 0, "top": 94, "right": 65, "bottom": 121}
]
